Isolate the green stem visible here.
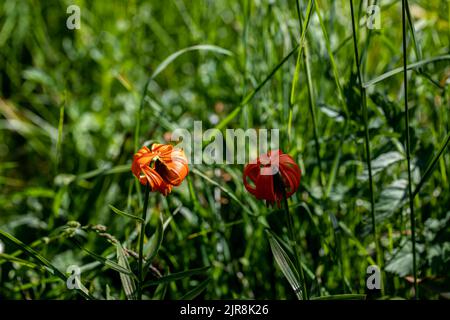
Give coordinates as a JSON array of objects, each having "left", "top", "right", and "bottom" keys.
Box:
[
  {"left": 349, "top": 0, "right": 382, "bottom": 282},
  {"left": 277, "top": 173, "right": 308, "bottom": 300},
  {"left": 401, "top": 0, "right": 418, "bottom": 299},
  {"left": 138, "top": 182, "right": 150, "bottom": 300}
]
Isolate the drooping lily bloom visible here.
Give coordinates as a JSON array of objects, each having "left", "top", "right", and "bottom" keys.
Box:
[
  {"left": 243, "top": 150, "right": 301, "bottom": 206},
  {"left": 151, "top": 143, "right": 189, "bottom": 186},
  {"left": 131, "top": 143, "right": 189, "bottom": 196}
]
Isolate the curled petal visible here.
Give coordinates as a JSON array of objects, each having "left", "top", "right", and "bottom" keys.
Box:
[
  {"left": 131, "top": 143, "right": 189, "bottom": 196},
  {"left": 243, "top": 163, "right": 260, "bottom": 197}
]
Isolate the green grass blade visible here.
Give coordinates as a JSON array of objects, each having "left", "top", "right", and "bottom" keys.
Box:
[
  {"left": 55, "top": 92, "right": 65, "bottom": 173},
  {"left": 405, "top": 0, "right": 423, "bottom": 64},
  {"left": 289, "top": 0, "right": 315, "bottom": 106},
  {"left": 401, "top": 0, "right": 418, "bottom": 298},
  {"left": 350, "top": 0, "right": 380, "bottom": 279},
  {"left": 150, "top": 45, "right": 232, "bottom": 81},
  {"left": 72, "top": 239, "right": 138, "bottom": 280},
  {"left": 142, "top": 266, "right": 210, "bottom": 288},
  {"left": 363, "top": 55, "right": 450, "bottom": 88},
  {"left": 315, "top": 0, "right": 347, "bottom": 114},
  {"left": 180, "top": 278, "right": 210, "bottom": 300},
  {"left": 0, "top": 253, "right": 41, "bottom": 269},
  {"left": 192, "top": 168, "right": 253, "bottom": 215},
  {"left": 109, "top": 204, "right": 144, "bottom": 222}
]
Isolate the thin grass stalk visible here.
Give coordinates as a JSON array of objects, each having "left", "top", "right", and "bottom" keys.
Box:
[
  {"left": 361, "top": 0, "right": 378, "bottom": 76},
  {"left": 137, "top": 183, "right": 150, "bottom": 300},
  {"left": 294, "top": 0, "right": 324, "bottom": 190},
  {"left": 349, "top": 0, "right": 381, "bottom": 283},
  {"left": 241, "top": 0, "right": 251, "bottom": 129},
  {"left": 401, "top": 0, "right": 418, "bottom": 299}
]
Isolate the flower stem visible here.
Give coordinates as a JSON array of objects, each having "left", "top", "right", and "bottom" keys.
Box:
[
  {"left": 137, "top": 182, "right": 150, "bottom": 300},
  {"left": 277, "top": 173, "right": 308, "bottom": 300}
]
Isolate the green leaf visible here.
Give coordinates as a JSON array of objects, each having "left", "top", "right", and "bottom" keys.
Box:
[
  {"left": 142, "top": 266, "right": 210, "bottom": 288},
  {"left": 375, "top": 179, "right": 408, "bottom": 224},
  {"left": 385, "top": 242, "right": 424, "bottom": 277},
  {"left": 266, "top": 230, "right": 304, "bottom": 300},
  {"left": 359, "top": 151, "right": 404, "bottom": 180},
  {"left": 116, "top": 243, "right": 137, "bottom": 300},
  {"left": 109, "top": 204, "right": 144, "bottom": 222},
  {"left": 180, "top": 278, "right": 210, "bottom": 300}
]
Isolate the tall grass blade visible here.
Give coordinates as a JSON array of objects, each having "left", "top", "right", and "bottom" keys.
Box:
[
  {"left": 401, "top": 0, "right": 418, "bottom": 298},
  {"left": 364, "top": 55, "right": 450, "bottom": 88},
  {"left": 349, "top": 0, "right": 380, "bottom": 276},
  {"left": 109, "top": 204, "right": 144, "bottom": 222}
]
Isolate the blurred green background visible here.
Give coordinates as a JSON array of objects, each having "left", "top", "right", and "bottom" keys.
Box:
[{"left": 0, "top": 0, "right": 449, "bottom": 299}]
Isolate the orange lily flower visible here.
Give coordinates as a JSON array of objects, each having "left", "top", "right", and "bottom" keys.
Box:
[{"left": 131, "top": 143, "right": 189, "bottom": 196}]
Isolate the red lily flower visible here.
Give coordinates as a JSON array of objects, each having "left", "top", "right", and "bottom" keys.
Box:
[{"left": 243, "top": 150, "right": 301, "bottom": 206}]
